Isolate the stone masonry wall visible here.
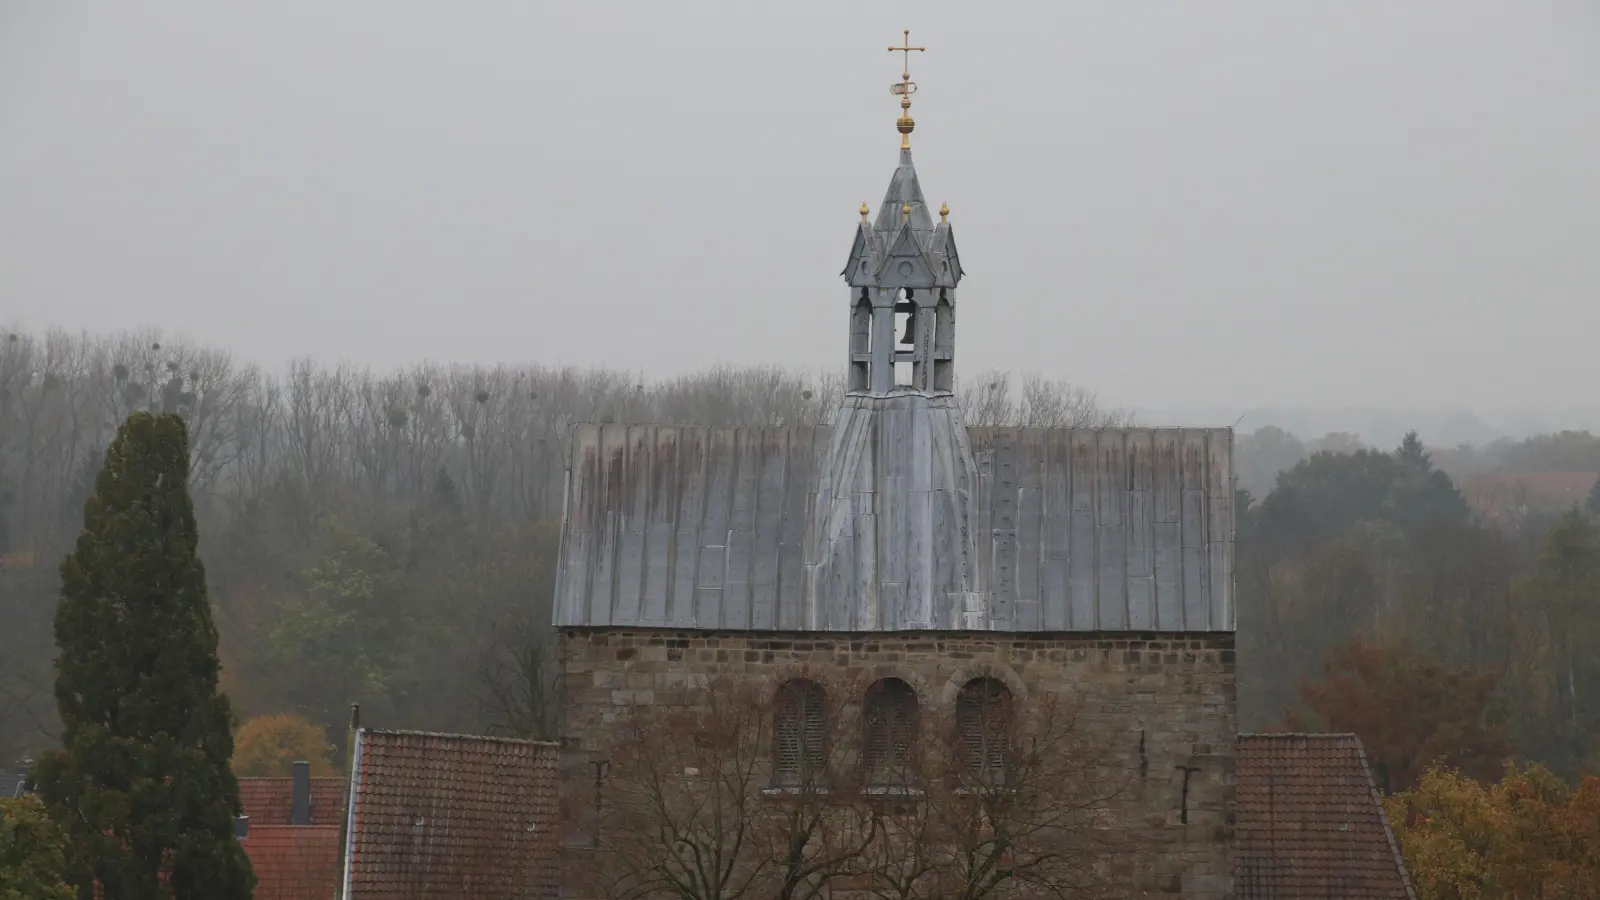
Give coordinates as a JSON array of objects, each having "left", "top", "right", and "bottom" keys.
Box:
[{"left": 558, "top": 629, "right": 1236, "bottom": 900}]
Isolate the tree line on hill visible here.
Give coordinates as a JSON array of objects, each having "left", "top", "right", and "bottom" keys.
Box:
[
  {"left": 3, "top": 328, "right": 1598, "bottom": 776},
  {"left": 1235, "top": 427, "right": 1600, "bottom": 778},
  {"left": 0, "top": 327, "right": 1125, "bottom": 767},
  {"left": 3, "top": 326, "right": 1598, "bottom": 898}
]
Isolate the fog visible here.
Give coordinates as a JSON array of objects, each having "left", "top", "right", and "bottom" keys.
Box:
[{"left": 4, "top": 1, "right": 1599, "bottom": 415}]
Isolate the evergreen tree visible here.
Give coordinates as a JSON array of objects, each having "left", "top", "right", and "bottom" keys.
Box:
[
  {"left": 33, "top": 413, "right": 254, "bottom": 900},
  {"left": 1396, "top": 429, "right": 1432, "bottom": 472}
]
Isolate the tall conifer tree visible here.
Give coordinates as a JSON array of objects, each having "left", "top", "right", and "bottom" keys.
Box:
[{"left": 34, "top": 413, "right": 254, "bottom": 900}]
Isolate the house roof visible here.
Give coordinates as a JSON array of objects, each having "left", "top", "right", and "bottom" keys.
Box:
[
  {"left": 241, "top": 825, "right": 341, "bottom": 900},
  {"left": 237, "top": 776, "right": 347, "bottom": 826},
  {"left": 1235, "top": 733, "right": 1416, "bottom": 900},
  {"left": 1, "top": 769, "right": 28, "bottom": 798},
  {"left": 343, "top": 729, "right": 560, "bottom": 900},
  {"left": 1461, "top": 471, "right": 1598, "bottom": 523}
]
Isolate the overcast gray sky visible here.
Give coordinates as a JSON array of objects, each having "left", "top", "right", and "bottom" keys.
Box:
[{"left": 3, "top": 1, "right": 1598, "bottom": 413}]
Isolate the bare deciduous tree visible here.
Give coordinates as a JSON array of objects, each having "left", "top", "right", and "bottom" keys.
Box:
[
  {"left": 584, "top": 674, "right": 877, "bottom": 900},
  {"left": 582, "top": 676, "right": 1134, "bottom": 900},
  {"left": 475, "top": 611, "right": 560, "bottom": 741},
  {"left": 917, "top": 691, "right": 1135, "bottom": 900},
  {"left": 959, "top": 370, "right": 1131, "bottom": 429},
  {"left": 0, "top": 324, "right": 1131, "bottom": 758}
]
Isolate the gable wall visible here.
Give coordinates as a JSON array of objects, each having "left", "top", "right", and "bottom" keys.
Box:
[{"left": 558, "top": 628, "right": 1235, "bottom": 900}]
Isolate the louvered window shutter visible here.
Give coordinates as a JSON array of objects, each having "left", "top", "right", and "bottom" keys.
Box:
[
  {"left": 864, "top": 679, "right": 918, "bottom": 783},
  {"left": 957, "top": 678, "right": 1011, "bottom": 783},
  {"left": 775, "top": 680, "right": 826, "bottom": 785},
  {"left": 802, "top": 687, "right": 824, "bottom": 773}
]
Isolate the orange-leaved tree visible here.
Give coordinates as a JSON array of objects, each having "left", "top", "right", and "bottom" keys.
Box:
[
  {"left": 1288, "top": 636, "right": 1512, "bottom": 793},
  {"left": 233, "top": 713, "right": 337, "bottom": 777},
  {"left": 1385, "top": 764, "right": 1600, "bottom": 900}
]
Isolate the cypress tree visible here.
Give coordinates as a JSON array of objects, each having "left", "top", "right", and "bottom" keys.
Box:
[{"left": 33, "top": 413, "right": 254, "bottom": 900}]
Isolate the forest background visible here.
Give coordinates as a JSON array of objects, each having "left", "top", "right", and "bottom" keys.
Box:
[{"left": 2, "top": 326, "right": 1597, "bottom": 784}]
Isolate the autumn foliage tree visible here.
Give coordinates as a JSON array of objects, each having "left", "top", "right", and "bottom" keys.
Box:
[
  {"left": 0, "top": 796, "right": 75, "bottom": 900},
  {"left": 1385, "top": 764, "right": 1600, "bottom": 900},
  {"left": 232, "top": 714, "right": 337, "bottom": 777},
  {"left": 1288, "top": 636, "right": 1513, "bottom": 794}
]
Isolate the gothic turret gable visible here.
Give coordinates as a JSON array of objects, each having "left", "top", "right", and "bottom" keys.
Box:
[
  {"left": 875, "top": 221, "right": 938, "bottom": 290},
  {"left": 841, "top": 221, "right": 882, "bottom": 287},
  {"left": 846, "top": 149, "right": 962, "bottom": 292},
  {"left": 934, "top": 222, "right": 963, "bottom": 287}
]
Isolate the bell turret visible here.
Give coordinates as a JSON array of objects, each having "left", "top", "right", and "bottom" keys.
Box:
[{"left": 841, "top": 149, "right": 964, "bottom": 394}]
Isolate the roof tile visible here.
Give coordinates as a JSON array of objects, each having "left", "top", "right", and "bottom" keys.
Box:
[
  {"left": 237, "top": 777, "right": 347, "bottom": 826},
  {"left": 1236, "top": 733, "right": 1416, "bottom": 900},
  {"left": 241, "top": 825, "right": 341, "bottom": 900},
  {"left": 346, "top": 730, "right": 560, "bottom": 900}
]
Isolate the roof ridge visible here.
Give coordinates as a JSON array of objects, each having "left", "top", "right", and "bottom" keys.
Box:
[
  {"left": 1237, "top": 731, "right": 1360, "bottom": 739},
  {"left": 361, "top": 728, "right": 560, "bottom": 747}
]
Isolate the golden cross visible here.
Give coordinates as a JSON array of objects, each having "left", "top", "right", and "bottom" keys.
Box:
[
  {"left": 887, "top": 29, "right": 925, "bottom": 148},
  {"left": 888, "top": 28, "right": 925, "bottom": 78}
]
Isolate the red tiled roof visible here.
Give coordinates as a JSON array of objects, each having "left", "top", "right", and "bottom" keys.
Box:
[
  {"left": 1461, "top": 471, "right": 1598, "bottom": 523},
  {"left": 345, "top": 730, "right": 560, "bottom": 900},
  {"left": 241, "top": 825, "right": 341, "bottom": 900},
  {"left": 1236, "top": 733, "right": 1416, "bottom": 900},
  {"left": 237, "top": 777, "right": 347, "bottom": 826}
]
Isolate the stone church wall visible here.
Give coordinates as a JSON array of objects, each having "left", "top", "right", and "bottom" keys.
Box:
[{"left": 558, "top": 629, "right": 1236, "bottom": 900}]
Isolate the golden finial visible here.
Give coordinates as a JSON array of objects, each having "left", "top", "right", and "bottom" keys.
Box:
[
  {"left": 940, "top": 202, "right": 949, "bottom": 223},
  {"left": 902, "top": 202, "right": 911, "bottom": 220},
  {"left": 888, "top": 29, "right": 926, "bottom": 149},
  {"left": 860, "top": 201, "right": 870, "bottom": 221}
]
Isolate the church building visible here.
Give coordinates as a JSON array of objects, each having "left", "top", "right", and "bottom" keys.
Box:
[{"left": 552, "top": 32, "right": 1237, "bottom": 899}]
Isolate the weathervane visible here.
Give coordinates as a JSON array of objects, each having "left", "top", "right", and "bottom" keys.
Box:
[{"left": 888, "top": 29, "right": 925, "bottom": 149}]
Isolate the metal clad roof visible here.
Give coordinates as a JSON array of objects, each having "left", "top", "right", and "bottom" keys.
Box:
[{"left": 552, "top": 414, "right": 1234, "bottom": 632}]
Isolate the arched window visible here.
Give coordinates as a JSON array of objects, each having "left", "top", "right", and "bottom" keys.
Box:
[
  {"left": 863, "top": 678, "right": 919, "bottom": 782},
  {"left": 956, "top": 677, "right": 1012, "bottom": 783},
  {"left": 774, "top": 679, "right": 826, "bottom": 785}
]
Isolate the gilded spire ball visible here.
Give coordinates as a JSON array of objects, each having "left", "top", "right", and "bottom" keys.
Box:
[
  {"left": 940, "top": 202, "right": 949, "bottom": 222},
  {"left": 861, "top": 201, "right": 870, "bottom": 221}
]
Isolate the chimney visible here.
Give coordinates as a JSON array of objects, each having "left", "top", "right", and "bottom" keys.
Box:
[{"left": 291, "top": 760, "right": 312, "bottom": 825}]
